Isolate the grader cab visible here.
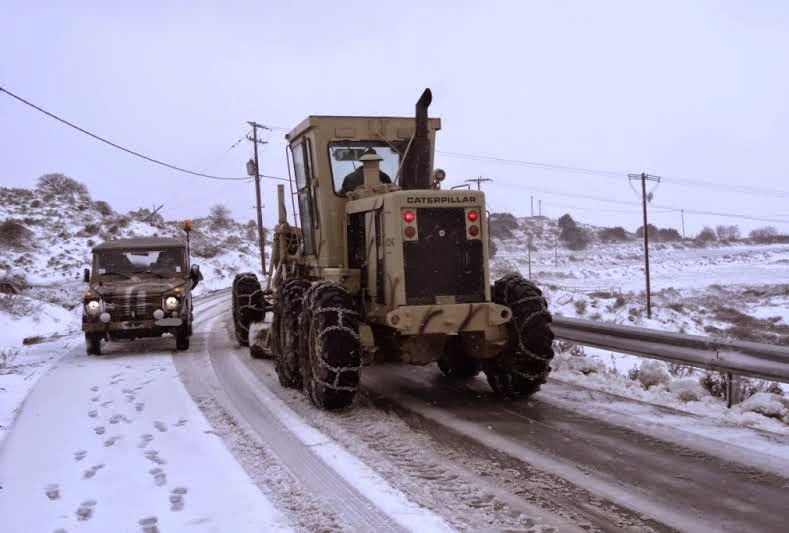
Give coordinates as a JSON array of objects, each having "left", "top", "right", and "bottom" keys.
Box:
[{"left": 232, "top": 89, "right": 555, "bottom": 410}]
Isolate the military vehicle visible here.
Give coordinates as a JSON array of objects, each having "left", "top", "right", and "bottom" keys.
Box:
[
  {"left": 233, "top": 89, "right": 554, "bottom": 410},
  {"left": 82, "top": 237, "right": 202, "bottom": 355}
]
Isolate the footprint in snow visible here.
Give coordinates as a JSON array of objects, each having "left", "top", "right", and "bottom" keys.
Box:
[
  {"left": 174, "top": 418, "right": 188, "bottom": 428},
  {"left": 90, "top": 385, "right": 99, "bottom": 392},
  {"left": 101, "top": 400, "right": 113, "bottom": 408},
  {"left": 149, "top": 467, "right": 167, "bottom": 487},
  {"left": 94, "top": 426, "right": 106, "bottom": 436},
  {"left": 87, "top": 410, "right": 98, "bottom": 419},
  {"left": 76, "top": 499, "right": 97, "bottom": 521},
  {"left": 139, "top": 516, "right": 160, "bottom": 533},
  {"left": 144, "top": 450, "right": 166, "bottom": 465},
  {"left": 83, "top": 464, "right": 105, "bottom": 479},
  {"left": 91, "top": 396, "right": 100, "bottom": 403},
  {"left": 138, "top": 434, "right": 153, "bottom": 448},
  {"left": 44, "top": 483, "right": 60, "bottom": 500},
  {"left": 135, "top": 402, "right": 145, "bottom": 413},
  {"left": 74, "top": 450, "right": 87, "bottom": 462},
  {"left": 104, "top": 435, "right": 120, "bottom": 447},
  {"left": 169, "top": 486, "right": 187, "bottom": 512},
  {"left": 153, "top": 421, "right": 167, "bottom": 432}
]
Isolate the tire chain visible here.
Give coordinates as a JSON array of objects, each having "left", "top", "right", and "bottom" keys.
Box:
[
  {"left": 486, "top": 273, "right": 555, "bottom": 394},
  {"left": 232, "top": 273, "right": 264, "bottom": 345},
  {"left": 299, "top": 281, "right": 362, "bottom": 408},
  {"left": 273, "top": 278, "right": 311, "bottom": 388}
]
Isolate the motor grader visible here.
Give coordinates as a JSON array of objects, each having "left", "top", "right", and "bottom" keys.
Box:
[{"left": 231, "top": 89, "right": 554, "bottom": 410}]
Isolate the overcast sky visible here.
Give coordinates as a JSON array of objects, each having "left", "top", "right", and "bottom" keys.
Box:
[{"left": 2, "top": 0, "right": 788, "bottom": 235}]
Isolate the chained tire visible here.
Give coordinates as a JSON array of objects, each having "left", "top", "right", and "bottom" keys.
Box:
[
  {"left": 272, "top": 278, "right": 311, "bottom": 388},
  {"left": 85, "top": 333, "right": 102, "bottom": 356},
  {"left": 437, "top": 336, "right": 481, "bottom": 378},
  {"left": 483, "top": 273, "right": 554, "bottom": 397},
  {"left": 298, "top": 282, "right": 361, "bottom": 411},
  {"left": 232, "top": 273, "right": 264, "bottom": 347}
]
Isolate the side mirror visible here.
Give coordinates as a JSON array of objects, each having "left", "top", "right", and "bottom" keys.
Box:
[
  {"left": 190, "top": 264, "right": 203, "bottom": 288},
  {"left": 83, "top": 268, "right": 90, "bottom": 283}
]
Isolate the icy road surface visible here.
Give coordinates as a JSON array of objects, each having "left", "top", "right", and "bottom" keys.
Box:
[{"left": 3, "top": 290, "right": 789, "bottom": 532}]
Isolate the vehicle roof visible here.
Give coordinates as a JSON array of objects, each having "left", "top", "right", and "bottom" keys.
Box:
[
  {"left": 285, "top": 115, "right": 441, "bottom": 142},
  {"left": 92, "top": 237, "right": 185, "bottom": 252}
]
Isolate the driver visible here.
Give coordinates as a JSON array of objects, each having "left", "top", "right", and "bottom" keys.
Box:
[{"left": 339, "top": 147, "right": 392, "bottom": 195}]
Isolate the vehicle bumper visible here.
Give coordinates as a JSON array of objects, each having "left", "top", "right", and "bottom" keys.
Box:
[{"left": 383, "top": 302, "right": 511, "bottom": 336}]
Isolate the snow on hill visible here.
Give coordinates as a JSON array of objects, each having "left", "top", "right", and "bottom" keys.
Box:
[{"left": 0, "top": 185, "right": 264, "bottom": 347}]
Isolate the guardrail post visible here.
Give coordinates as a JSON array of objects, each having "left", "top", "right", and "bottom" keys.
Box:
[{"left": 726, "top": 372, "right": 742, "bottom": 408}]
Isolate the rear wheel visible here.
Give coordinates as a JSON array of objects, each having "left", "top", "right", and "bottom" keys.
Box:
[
  {"left": 484, "top": 274, "right": 554, "bottom": 397},
  {"left": 299, "top": 282, "right": 361, "bottom": 410},
  {"left": 273, "top": 278, "right": 311, "bottom": 388},
  {"left": 437, "top": 336, "right": 480, "bottom": 378},
  {"left": 232, "top": 273, "right": 264, "bottom": 346},
  {"left": 85, "top": 333, "right": 102, "bottom": 356}
]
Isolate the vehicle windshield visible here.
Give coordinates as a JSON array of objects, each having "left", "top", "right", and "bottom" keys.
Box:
[
  {"left": 95, "top": 249, "right": 186, "bottom": 275},
  {"left": 328, "top": 141, "right": 402, "bottom": 195}
]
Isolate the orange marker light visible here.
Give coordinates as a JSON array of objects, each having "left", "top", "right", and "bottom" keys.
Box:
[{"left": 183, "top": 219, "right": 193, "bottom": 231}]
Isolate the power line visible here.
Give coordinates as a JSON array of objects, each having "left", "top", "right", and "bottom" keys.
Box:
[
  {"left": 0, "top": 85, "right": 249, "bottom": 182},
  {"left": 437, "top": 149, "right": 789, "bottom": 198}
]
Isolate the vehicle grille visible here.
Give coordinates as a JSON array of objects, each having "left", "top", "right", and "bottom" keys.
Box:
[
  {"left": 403, "top": 207, "right": 484, "bottom": 305},
  {"left": 104, "top": 292, "right": 162, "bottom": 321}
]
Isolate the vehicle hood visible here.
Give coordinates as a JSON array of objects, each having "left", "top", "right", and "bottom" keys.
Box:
[{"left": 89, "top": 276, "right": 189, "bottom": 298}]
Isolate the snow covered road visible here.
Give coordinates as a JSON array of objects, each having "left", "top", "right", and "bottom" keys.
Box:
[{"left": 3, "top": 290, "right": 789, "bottom": 532}]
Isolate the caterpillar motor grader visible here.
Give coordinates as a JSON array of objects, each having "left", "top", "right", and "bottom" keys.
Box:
[{"left": 232, "top": 89, "right": 554, "bottom": 410}]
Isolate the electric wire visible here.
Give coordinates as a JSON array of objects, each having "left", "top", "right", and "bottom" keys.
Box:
[{"left": 1, "top": 85, "right": 250, "bottom": 182}]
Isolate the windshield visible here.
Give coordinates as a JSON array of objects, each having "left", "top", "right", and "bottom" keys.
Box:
[
  {"left": 95, "top": 249, "right": 186, "bottom": 275},
  {"left": 328, "top": 141, "right": 402, "bottom": 195}
]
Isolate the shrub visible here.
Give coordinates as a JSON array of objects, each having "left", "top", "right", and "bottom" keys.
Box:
[
  {"left": 93, "top": 200, "right": 113, "bottom": 216},
  {"left": 193, "top": 243, "right": 222, "bottom": 258},
  {"left": 490, "top": 212, "right": 519, "bottom": 239},
  {"left": 0, "top": 219, "right": 33, "bottom": 249},
  {"left": 557, "top": 213, "right": 576, "bottom": 232},
  {"left": 81, "top": 223, "right": 100, "bottom": 236},
  {"left": 657, "top": 227, "right": 682, "bottom": 241},
  {"left": 209, "top": 204, "right": 233, "bottom": 229},
  {"left": 749, "top": 226, "right": 778, "bottom": 243},
  {"left": 36, "top": 173, "right": 89, "bottom": 197},
  {"left": 716, "top": 225, "right": 740, "bottom": 241},
  {"left": 1, "top": 346, "right": 20, "bottom": 369},
  {"left": 30, "top": 199, "right": 42, "bottom": 208},
  {"left": 695, "top": 226, "right": 717, "bottom": 243},
  {"left": 560, "top": 226, "right": 589, "bottom": 250},
  {"left": 636, "top": 360, "right": 671, "bottom": 389},
  {"left": 574, "top": 300, "right": 587, "bottom": 315},
  {"left": 598, "top": 226, "right": 628, "bottom": 242},
  {"left": 635, "top": 224, "right": 658, "bottom": 239}
]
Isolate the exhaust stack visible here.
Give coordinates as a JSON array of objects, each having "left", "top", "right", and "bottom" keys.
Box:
[{"left": 402, "top": 88, "right": 433, "bottom": 190}]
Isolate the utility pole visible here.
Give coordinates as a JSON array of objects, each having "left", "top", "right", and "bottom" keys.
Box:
[
  {"left": 465, "top": 176, "right": 493, "bottom": 191},
  {"left": 530, "top": 196, "right": 534, "bottom": 217},
  {"left": 538, "top": 199, "right": 542, "bottom": 217},
  {"left": 681, "top": 209, "right": 686, "bottom": 239},
  {"left": 527, "top": 236, "right": 532, "bottom": 279},
  {"left": 247, "top": 121, "right": 269, "bottom": 278},
  {"left": 628, "top": 172, "right": 662, "bottom": 319}
]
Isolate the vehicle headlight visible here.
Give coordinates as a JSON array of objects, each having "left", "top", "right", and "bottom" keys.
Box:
[
  {"left": 164, "top": 296, "right": 179, "bottom": 311},
  {"left": 85, "top": 300, "right": 101, "bottom": 316}
]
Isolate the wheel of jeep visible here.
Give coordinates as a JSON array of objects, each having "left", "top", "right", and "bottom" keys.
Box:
[
  {"left": 299, "top": 282, "right": 361, "bottom": 410},
  {"left": 437, "top": 336, "right": 481, "bottom": 378},
  {"left": 232, "top": 273, "right": 264, "bottom": 346},
  {"left": 272, "top": 278, "right": 311, "bottom": 388},
  {"left": 85, "top": 333, "right": 102, "bottom": 356},
  {"left": 175, "top": 327, "right": 190, "bottom": 351},
  {"left": 483, "top": 273, "right": 554, "bottom": 397}
]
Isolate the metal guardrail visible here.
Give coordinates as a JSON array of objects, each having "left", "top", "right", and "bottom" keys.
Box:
[{"left": 551, "top": 316, "right": 789, "bottom": 385}]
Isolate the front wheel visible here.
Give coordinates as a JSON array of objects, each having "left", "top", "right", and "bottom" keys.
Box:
[
  {"left": 175, "top": 327, "right": 190, "bottom": 351},
  {"left": 85, "top": 333, "right": 102, "bottom": 356},
  {"left": 272, "top": 278, "right": 311, "bottom": 388},
  {"left": 484, "top": 274, "right": 554, "bottom": 397},
  {"left": 299, "top": 282, "right": 361, "bottom": 410},
  {"left": 232, "top": 273, "right": 264, "bottom": 346}
]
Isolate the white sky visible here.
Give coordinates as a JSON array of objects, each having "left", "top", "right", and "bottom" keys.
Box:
[{"left": 1, "top": 0, "right": 788, "bottom": 235}]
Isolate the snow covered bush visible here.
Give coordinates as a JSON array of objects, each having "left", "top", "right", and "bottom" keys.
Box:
[
  {"left": 209, "top": 204, "right": 233, "bottom": 229},
  {"left": 0, "top": 220, "right": 33, "bottom": 250},
  {"left": 670, "top": 378, "right": 706, "bottom": 402},
  {"left": 554, "top": 353, "right": 605, "bottom": 375},
  {"left": 635, "top": 360, "right": 672, "bottom": 389},
  {"left": 735, "top": 392, "right": 789, "bottom": 423},
  {"left": 93, "top": 200, "right": 113, "bottom": 216},
  {"left": 36, "top": 173, "right": 89, "bottom": 197}
]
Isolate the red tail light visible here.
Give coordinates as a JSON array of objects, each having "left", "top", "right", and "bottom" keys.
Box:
[
  {"left": 403, "top": 210, "right": 415, "bottom": 223},
  {"left": 404, "top": 226, "right": 416, "bottom": 238},
  {"left": 467, "top": 210, "right": 479, "bottom": 222},
  {"left": 468, "top": 225, "right": 479, "bottom": 237}
]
